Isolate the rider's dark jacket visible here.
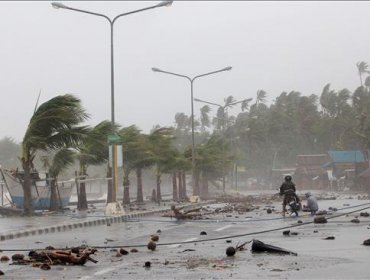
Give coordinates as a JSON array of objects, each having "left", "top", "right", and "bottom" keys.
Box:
[{"left": 279, "top": 181, "right": 296, "bottom": 195}]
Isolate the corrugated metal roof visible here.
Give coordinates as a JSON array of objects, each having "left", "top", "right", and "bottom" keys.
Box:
[{"left": 328, "top": 150, "right": 366, "bottom": 163}]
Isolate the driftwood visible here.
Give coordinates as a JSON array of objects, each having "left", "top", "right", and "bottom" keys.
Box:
[
  {"left": 168, "top": 206, "right": 209, "bottom": 219},
  {"left": 23, "top": 247, "right": 98, "bottom": 266}
]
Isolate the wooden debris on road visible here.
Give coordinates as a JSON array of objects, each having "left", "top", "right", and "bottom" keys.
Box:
[{"left": 11, "top": 247, "right": 98, "bottom": 266}]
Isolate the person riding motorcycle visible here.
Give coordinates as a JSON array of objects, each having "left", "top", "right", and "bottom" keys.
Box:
[{"left": 279, "top": 175, "right": 301, "bottom": 216}]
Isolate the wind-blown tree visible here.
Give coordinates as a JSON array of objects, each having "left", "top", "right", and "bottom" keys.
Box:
[
  {"left": 196, "top": 134, "right": 229, "bottom": 197},
  {"left": 75, "top": 120, "right": 112, "bottom": 210},
  {"left": 147, "top": 127, "right": 175, "bottom": 203},
  {"left": 319, "top": 84, "right": 355, "bottom": 149},
  {"left": 131, "top": 132, "right": 154, "bottom": 203},
  {"left": 200, "top": 105, "right": 211, "bottom": 132},
  {"left": 356, "top": 61, "right": 370, "bottom": 87},
  {"left": 119, "top": 125, "right": 143, "bottom": 205},
  {"left": 48, "top": 148, "right": 75, "bottom": 211},
  {"left": 21, "top": 94, "right": 89, "bottom": 215},
  {"left": 0, "top": 137, "right": 21, "bottom": 167}
]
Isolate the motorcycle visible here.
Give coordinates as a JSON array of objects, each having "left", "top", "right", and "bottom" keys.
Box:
[
  {"left": 286, "top": 195, "right": 300, "bottom": 217},
  {"left": 276, "top": 188, "right": 300, "bottom": 217}
]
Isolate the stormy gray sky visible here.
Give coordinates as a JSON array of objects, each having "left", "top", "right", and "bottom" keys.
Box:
[{"left": 1, "top": 1, "right": 369, "bottom": 142}]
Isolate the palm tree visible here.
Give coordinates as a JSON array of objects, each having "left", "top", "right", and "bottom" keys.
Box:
[
  {"left": 147, "top": 127, "right": 175, "bottom": 203},
  {"left": 75, "top": 120, "right": 112, "bottom": 210},
  {"left": 200, "top": 105, "right": 211, "bottom": 132},
  {"left": 356, "top": 61, "right": 370, "bottom": 87},
  {"left": 132, "top": 133, "right": 154, "bottom": 203},
  {"left": 119, "top": 125, "right": 142, "bottom": 205},
  {"left": 21, "top": 94, "right": 89, "bottom": 215},
  {"left": 48, "top": 148, "right": 75, "bottom": 211}
]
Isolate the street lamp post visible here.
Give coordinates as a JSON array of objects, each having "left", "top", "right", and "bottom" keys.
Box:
[
  {"left": 151, "top": 66, "right": 232, "bottom": 196},
  {"left": 51, "top": 1, "right": 172, "bottom": 205},
  {"left": 194, "top": 97, "right": 252, "bottom": 192}
]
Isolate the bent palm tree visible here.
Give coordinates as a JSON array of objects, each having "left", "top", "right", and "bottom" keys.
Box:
[
  {"left": 21, "top": 94, "right": 89, "bottom": 215},
  {"left": 75, "top": 120, "right": 112, "bottom": 210},
  {"left": 356, "top": 61, "right": 370, "bottom": 87},
  {"left": 48, "top": 148, "right": 76, "bottom": 211}
]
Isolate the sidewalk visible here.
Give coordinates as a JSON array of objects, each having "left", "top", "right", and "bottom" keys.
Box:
[{"left": 0, "top": 200, "right": 214, "bottom": 242}]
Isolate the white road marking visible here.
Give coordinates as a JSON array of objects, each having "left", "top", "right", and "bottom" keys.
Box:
[
  {"left": 167, "top": 237, "right": 198, "bottom": 248},
  {"left": 215, "top": 224, "right": 233, "bottom": 232}
]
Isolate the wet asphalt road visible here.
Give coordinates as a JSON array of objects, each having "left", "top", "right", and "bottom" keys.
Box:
[{"left": 1, "top": 197, "right": 370, "bottom": 279}]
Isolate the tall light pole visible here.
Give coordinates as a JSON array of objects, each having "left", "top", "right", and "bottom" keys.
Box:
[
  {"left": 151, "top": 66, "right": 232, "bottom": 195},
  {"left": 51, "top": 1, "right": 172, "bottom": 204},
  {"left": 194, "top": 97, "right": 252, "bottom": 192}
]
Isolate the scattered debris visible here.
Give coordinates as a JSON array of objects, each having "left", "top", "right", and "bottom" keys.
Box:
[
  {"left": 12, "top": 254, "right": 25, "bottom": 261},
  {"left": 40, "top": 263, "right": 51, "bottom": 270},
  {"left": 324, "top": 236, "right": 335, "bottom": 240},
  {"left": 22, "top": 247, "right": 98, "bottom": 266},
  {"left": 314, "top": 216, "right": 327, "bottom": 224},
  {"left": 363, "top": 239, "right": 370, "bottom": 246},
  {"left": 181, "top": 249, "right": 196, "bottom": 253},
  {"left": 225, "top": 241, "right": 251, "bottom": 257},
  {"left": 147, "top": 241, "right": 157, "bottom": 251},
  {"left": 226, "top": 247, "right": 236, "bottom": 257},
  {"left": 251, "top": 239, "right": 298, "bottom": 256},
  {"left": 151, "top": 234, "right": 159, "bottom": 242},
  {"left": 282, "top": 230, "right": 298, "bottom": 236},
  {"left": 0, "top": 256, "right": 9, "bottom": 262},
  {"left": 119, "top": 248, "right": 129, "bottom": 255}
]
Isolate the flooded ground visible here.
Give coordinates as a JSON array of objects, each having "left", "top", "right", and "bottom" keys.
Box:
[{"left": 0, "top": 190, "right": 369, "bottom": 279}]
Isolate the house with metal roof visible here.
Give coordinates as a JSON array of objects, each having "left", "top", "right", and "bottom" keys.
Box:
[{"left": 323, "top": 150, "right": 368, "bottom": 190}]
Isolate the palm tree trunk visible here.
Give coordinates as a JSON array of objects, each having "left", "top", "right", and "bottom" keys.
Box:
[
  {"left": 22, "top": 161, "right": 33, "bottom": 215},
  {"left": 200, "top": 171, "right": 209, "bottom": 199},
  {"left": 78, "top": 173, "right": 88, "bottom": 210},
  {"left": 136, "top": 167, "right": 143, "bottom": 203},
  {"left": 182, "top": 171, "right": 187, "bottom": 200},
  {"left": 193, "top": 169, "right": 200, "bottom": 196},
  {"left": 156, "top": 173, "right": 162, "bottom": 203},
  {"left": 178, "top": 171, "right": 183, "bottom": 200},
  {"left": 172, "top": 171, "right": 178, "bottom": 201},
  {"left": 49, "top": 179, "right": 59, "bottom": 211},
  {"left": 123, "top": 172, "right": 130, "bottom": 205}
]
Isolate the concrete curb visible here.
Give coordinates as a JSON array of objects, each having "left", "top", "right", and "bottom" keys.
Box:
[{"left": 0, "top": 201, "right": 214, "bottom": 242}]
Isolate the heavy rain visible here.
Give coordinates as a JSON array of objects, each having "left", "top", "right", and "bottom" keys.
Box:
[{"left": 0, "top": 1, "right": 370, "bottom": 279}]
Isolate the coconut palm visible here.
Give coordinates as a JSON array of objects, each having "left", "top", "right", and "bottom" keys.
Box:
[
  {"left": 21, "top": 94, "right": 89, "bottom": 215},
  {"left": 147, "top": 127, "right": 175, "bottom": 203},
  {"left": 356, "top": 61, "right": 370, "bottom": 87},
  {"left": 75, "top": 120, "right": 112, "bottom": 210},
  {"left": 119, "top": 125, "right": 143, "bottom": 205},
  {"left": 48, "top": 148, "right": 76, "bottom": 211}
]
